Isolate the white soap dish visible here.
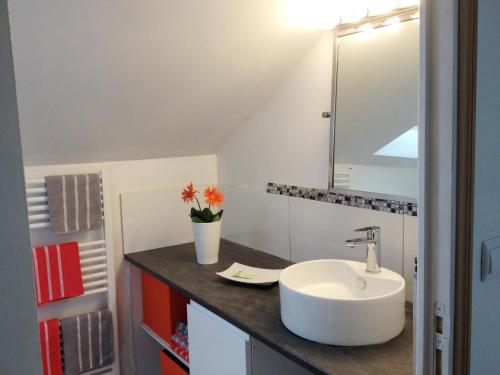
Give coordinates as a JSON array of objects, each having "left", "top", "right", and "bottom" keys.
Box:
[{"left": 216, "top": 262, "right": 283, "bottom": 286}]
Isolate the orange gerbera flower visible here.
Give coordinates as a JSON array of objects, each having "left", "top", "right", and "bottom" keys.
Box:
[
  {"left": 181, "top": 183, "right": 198, "bottom": 202},
  {"left": 204, "top": 187, "right": 224, "bottom": 206}
]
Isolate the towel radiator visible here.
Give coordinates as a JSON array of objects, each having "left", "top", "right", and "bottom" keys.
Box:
[{"left": 27, "top": 170, "right": 119, "bottom": 375}]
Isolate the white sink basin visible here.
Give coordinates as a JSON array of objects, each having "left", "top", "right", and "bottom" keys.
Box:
[{"left": 279, "top": 259, "right": 406, "bottom": 346}]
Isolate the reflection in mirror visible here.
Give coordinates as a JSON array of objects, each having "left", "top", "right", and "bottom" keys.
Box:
[{"left": 331, "top": 16, "right": 419, "bottom": 199}]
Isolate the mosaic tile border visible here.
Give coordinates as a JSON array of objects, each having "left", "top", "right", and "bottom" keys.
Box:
[{"left": 266, "top": 182, "right": 417, "bottom": 217}]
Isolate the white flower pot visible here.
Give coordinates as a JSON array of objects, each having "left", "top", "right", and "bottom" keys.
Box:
[{"left": 192, "top": 220, "right": 221, "bottom": 265}]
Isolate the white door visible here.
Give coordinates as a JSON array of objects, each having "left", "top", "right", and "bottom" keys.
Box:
[
  {"left": 187, "top": 301, "right": 251, "bottom": 375},
  {"left": 469, "top": 0, "right": 500, "bottom": 373}
]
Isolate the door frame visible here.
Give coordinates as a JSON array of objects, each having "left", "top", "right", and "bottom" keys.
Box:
[{"left": 453, "top": 0, "right": 478, "bottom": 373}]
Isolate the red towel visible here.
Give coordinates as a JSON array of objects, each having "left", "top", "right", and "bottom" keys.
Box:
[
  {"left": 39, "top": 319, "right": 63, "bottom": 375},
  {"left": 32, "top": 242, "right": 84, "bottom": 305}
]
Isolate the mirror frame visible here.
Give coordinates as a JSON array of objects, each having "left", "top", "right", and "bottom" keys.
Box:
[{"left": 328, "top": 6, "right": 419, "bottom": 203}]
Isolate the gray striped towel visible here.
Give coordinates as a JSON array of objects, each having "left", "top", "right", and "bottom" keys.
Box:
[
  {"left": 46, "top": 174, "right": 102, "bottom": 233},
  {"left": 61, "top": 310, "right": 114, "bottom": 374}
]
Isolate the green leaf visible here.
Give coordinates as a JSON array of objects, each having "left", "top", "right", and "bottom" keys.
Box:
[
  {"left": 190, "top": 207, "right": 218, "bottom": 223},
  {"left": 189, "top": 207, "right": 224, "bottom": 223},
  {"left": 201, "top": 208, "right": 214, "bottom": 222},
  {"left": 212, "top": 209, "right": 224, "bottom": 222},
  {"left": 190, "top": 208, "right": 206, "bottom": 222}
]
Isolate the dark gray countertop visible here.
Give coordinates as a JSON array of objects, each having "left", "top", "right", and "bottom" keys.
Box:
[{"left": 125, "top": 239, "right": 413, "bottom": 375}]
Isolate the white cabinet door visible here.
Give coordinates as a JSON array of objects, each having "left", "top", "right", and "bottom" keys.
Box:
[{"left": 188, "top": 301, "right": 251, "bottom": 375}]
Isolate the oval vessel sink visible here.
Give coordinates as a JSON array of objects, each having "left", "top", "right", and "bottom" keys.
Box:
[{"left": 279, "top": 259, "right": 405, "bottom": 346}]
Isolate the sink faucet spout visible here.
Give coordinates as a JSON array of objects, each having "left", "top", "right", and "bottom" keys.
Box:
[{"left": 346, "top": 226, "right": 382, "bottom": 273}]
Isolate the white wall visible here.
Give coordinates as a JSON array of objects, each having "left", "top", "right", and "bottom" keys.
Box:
[
  {"left": 218, "top": 33, "right": 417, "bottom": 302},
  {"left": 218, "top": 32, "right": 334, "bottom": 189},
  {"left": 221, "top": 187, "right": 291, "bottom": 260},
  {"left": 24, "top": 154, "right": 218, "bottom": 375}
]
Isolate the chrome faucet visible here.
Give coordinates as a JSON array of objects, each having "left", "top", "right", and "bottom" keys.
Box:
[{"left": 346, "top": 226, "right": 382, "bottom": 273}]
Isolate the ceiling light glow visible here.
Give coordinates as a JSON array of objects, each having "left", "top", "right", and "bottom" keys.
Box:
[
  {"left": 367, "top": 0, "right": 398, "bottom": 16},
  {"left": 284, "top": 0, "right": 370, "bottom": 29},
  {"left": 284, "top": 0, "right": 419, "bottom": 30},
  {"left": 358, "top": 23, "right": 374, "bottom": 31},
  {"left": 398, "top": 0, "right": 420, "bottom": 7},
  {"left": 357, "top": 23, "right": 375, "bottom": 38},
  {"left": 383, "top": 16, "right": 401, "bottom": 25},
  {"left": 339, "top": 1, "right": 367, "bottom": 23},
  {"left": 383, "top": 16, "right": 401, "bottom": 31},
  {"left": 284, "top": 0, "right": 341, "bottom": 30}
]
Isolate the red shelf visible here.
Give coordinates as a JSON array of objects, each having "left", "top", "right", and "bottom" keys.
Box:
[
  {"left": 160, "top": 349, "right": 188, "bottom": 375},
  {"left": 141, "top": 271, "right": 188, "bottom": 345}
]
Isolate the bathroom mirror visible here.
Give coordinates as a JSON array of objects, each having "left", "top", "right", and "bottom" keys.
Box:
[{"left": 330, "top": 13, "right": 419, "bottom": 200}]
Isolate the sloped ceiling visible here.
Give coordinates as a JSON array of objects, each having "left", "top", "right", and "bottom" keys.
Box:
[{"left": 8, "top": 0, "right": 324, "bottom": 165}]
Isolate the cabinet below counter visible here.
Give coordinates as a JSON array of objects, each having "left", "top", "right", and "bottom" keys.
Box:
[{"left": 125, "top": 239, "right": 413, "bottom": 375}]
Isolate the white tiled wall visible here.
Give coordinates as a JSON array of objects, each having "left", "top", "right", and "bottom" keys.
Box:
[
  {"left": 221, "top": 186, "right": 417, "bottom": 302},
  {"left": 289, "top": 197, "right": 404, "bottom": 275},
  {"left": 403, "top": 215, "right": 417, "bottom": 302},
  {"left": 221, "top": 186, "right": 290, "bottom": 260},
  {"left": 121, "top": 187, "right": 210, "bottom": 254}
]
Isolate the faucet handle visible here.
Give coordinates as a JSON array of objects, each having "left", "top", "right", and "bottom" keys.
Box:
[
  {"left": 354, "top": 226, "right": 381, "bottom": 233},
  {"left": 354, "top": 226, "right": 380, "bottom": 241}
]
